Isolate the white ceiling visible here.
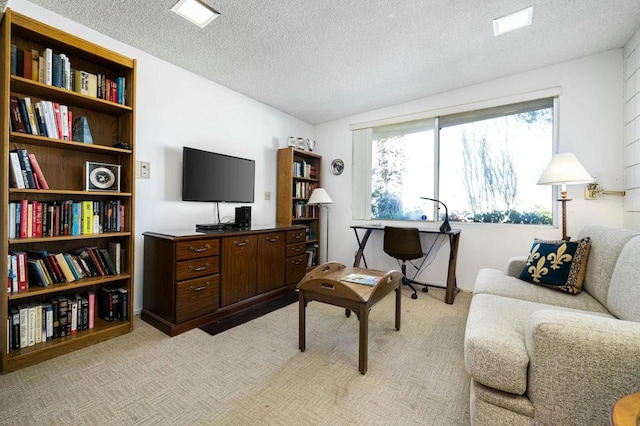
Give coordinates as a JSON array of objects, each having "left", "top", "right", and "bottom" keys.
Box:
[{"left": 10, "top": 1, "right": 640, "bottom": 124}]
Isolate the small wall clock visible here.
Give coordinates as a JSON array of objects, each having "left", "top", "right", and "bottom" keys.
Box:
[{"left": 330, "top": 159, "right": 344, "bottom": 175}]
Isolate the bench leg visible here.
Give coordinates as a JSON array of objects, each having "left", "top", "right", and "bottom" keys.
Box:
[{"left": 395, "top": 286, "right": 401, "bottom": 331}]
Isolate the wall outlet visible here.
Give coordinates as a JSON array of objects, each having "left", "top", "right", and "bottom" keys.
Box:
[
  {"left": 264, "top": 191, "right": 271, "bottom": 200},
  {"left": 136, "top": 161, "right": 150, "bottom": 179}
]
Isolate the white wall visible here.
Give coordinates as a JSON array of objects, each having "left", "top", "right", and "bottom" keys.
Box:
[
  {"left": 8, "top": 0, "right": 315, "bottom": 313},
  {"left": 624, "top": 28, "right": 640, "bottom": 230},
  {"left": 314, "top": 50, "right": 625, "bottom": 291}
]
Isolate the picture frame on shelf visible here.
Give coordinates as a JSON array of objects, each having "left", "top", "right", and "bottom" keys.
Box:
[{"left": 85, "top": 161, "right": 121, "bottom": 192}]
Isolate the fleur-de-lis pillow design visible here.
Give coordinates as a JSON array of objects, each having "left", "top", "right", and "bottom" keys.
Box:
[{"left": 519, "top": 237, "right": 591, "bottom": 294}]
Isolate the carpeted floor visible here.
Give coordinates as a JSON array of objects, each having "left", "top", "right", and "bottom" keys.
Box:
[{"left": 0, "top": 288, "right": 472, "bottom": 425}]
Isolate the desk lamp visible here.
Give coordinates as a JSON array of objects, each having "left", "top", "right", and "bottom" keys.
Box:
[
  {"left": 537, "top": 153, "right": 593, "bottom": 240},
  {"left": 420, "top": 197, "right": 451, "bottom": 232},
  {"left": 307, "top": 188, "right": 333, "bottom": 263}
]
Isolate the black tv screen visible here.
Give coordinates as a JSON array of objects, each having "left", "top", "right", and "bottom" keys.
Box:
[{"left": 182, "top": 147, "right": 255, "bottom": 203}]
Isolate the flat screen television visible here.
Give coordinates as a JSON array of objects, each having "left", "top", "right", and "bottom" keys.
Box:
[{"left": 182, "top": 147, "right": 255, "bottom": 203}]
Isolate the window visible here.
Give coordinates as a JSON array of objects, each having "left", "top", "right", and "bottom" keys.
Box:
[{"left": 353, "top": 97, "right": 555, "bottom": 225}]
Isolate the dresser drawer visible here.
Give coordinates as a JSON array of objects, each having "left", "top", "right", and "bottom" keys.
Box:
[
  {"left": 176, "top": 256, "right": 219, "bottom": 281},
  {"left": 286, "top": 229, "right": 306, "bottom": 244},
  {"left": 175, "top": 275, "right": 220, "bottom": 323},
  {"left": 286, "top": 254, "right": 307, "bottom": 285},
  {"left": 176, "top": 239, "right": 220, "bottom": 260},
  {"left": 286, "top": 242, "right": 306, "bottom": 258}
]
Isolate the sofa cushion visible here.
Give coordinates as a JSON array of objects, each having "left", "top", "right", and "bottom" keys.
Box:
[
  {"left": 577, "top": 225, "right": 640, "bottom": 307},
  {"left": 464, "top": 294, "right": 614, "bottom": 395},
  {"left": 518, "top": 238, "right": 590, "bottom": 294},
  {"left": 607, "top": 236, "right": 640, "bottom": 322},
  {"left": 474, "top": 268, "right": 609, "bottom": 313}
]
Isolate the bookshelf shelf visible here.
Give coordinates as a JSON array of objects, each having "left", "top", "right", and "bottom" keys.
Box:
[{"left": 1, "top": 9, "right": 136, "bottom": 373}]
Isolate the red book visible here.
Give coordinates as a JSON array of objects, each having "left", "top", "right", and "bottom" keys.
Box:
[
  {"left": 67, "top": 109, "right": 72, "bottom": 140},
  {"left": 88, "top": 292, "right": 95, "bottom": 329},
  {"left": 52, "top": 102, "right": 63, "bottom": 139},
  {"left": 47, "top": 254, "right": 65, "bottom": 283},
  {"left": 34, "top": 202, "right": 43, "bottom": 237},
  {"left": 88, "top": 248, "right": 106, "bottom": 275},
  {"left": 15, "top": 252, "right": 28, "bottom": 291},
  {"left": 27, "top": 153, "right": 49, "bottom": 189},
  {"left": 23, "top": 50, "right": 33, "bottom": 80},
  {"left": 19, "top": 199, "right": 28, "bottom": 238}
]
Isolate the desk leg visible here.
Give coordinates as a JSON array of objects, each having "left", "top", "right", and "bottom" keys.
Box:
[
  {"left": 395, "top": 286, "right": 401, "bottom": 331},
  {"left": 299, "top": 291, "right": 306, "bottom": 352},
  {"left": 358, "top": 304, "right": 368, "bottom": 374},
  {"left": 445, "top": 233, "right": 460, "bottom": 304},
  {"left": 353, "top": 229, "right": 373, "bottom": 268}
]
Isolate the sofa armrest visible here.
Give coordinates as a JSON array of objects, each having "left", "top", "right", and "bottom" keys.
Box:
[
  {"left": 505, "top": 256, "right": 527, "bottom": 277},
  {"left": 525, "top": 310, "right": 640, "bottom": 425}
]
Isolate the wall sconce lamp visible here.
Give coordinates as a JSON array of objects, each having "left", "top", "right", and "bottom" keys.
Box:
[
  {"left": 584, "top": 183, "right": 626, "bottom": 200},
  {"left": 537, "top": 153, "right": 593, "bottom": 241}
]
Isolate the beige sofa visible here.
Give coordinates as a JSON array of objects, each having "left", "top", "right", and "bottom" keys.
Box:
[{"left": 464, "top": 225, "right": 640, "bottom": 425}]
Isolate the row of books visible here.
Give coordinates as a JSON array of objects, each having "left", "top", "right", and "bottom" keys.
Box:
[
  {"left": 9, "top": 95, "right": 74, "bottom": 140},
  {"left": 8, "top": 148, "right": 49, "bottom": 190},
  {"left": 306, "top": 243, "right": 319, "bottom": 267},
  {"left": 7, "top": 243, "right": 122, "bottom": 293},
  {"left": 293, "top": 160, "right": 317, "bottom": 179},
  {"left": 8, "top": 199, "right": 125, "bottom": 239},
  {"left": 293, "top": 181, "right": 317, "bottom": 199},
  {"left": 10, "top": 44, "right": 127, "bottom": 104},
  {"left": 292, "top": 202, "right": 319, "bottom": 219},
  {"left": 6, "top": 287, "right": 128, "bottom": 352},
  {"left": 305, "top": 225, "right": 318, "bottom": 241}
]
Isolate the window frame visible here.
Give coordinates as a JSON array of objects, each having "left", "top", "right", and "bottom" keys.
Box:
[{"left": 352, "top": 90, "right": 560, "bottom": 226}]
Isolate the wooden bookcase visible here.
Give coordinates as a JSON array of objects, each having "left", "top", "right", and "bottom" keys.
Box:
[
  {"left": 0, "top": 9, "right": 136, "bottom": 373},
  {"left": 276, "top": 147, "right": 322, "bottom": 268}
]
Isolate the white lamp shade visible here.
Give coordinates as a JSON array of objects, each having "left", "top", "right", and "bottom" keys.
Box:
[
  {"left": 307, "top": 188, "right": 333, "bottom": 205},
  {"left": 537, "top": 153, "right": 593, "bottom": 186}
]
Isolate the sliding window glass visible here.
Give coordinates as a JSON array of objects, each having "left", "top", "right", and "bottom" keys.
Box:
[
  {"left": 353, "top": 97, "right": 555, "bottom": 225},
  {"left": 370, "top": 119, "right": 435, "bottom": 220},
  {"left": 439, "top": 99, "right": 553, "bottom": 224}
]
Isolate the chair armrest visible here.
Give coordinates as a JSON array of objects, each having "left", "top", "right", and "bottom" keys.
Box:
[
  {"left": 525, "top": 310, "right": 640, "bottom": 425},
  {"left": 505, "top": 256, "right": 527, "bottom": 277}
]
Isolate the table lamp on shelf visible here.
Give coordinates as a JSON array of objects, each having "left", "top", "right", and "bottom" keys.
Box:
[
  {"left": 537, "top": 152, "right": 593, "bottom": 241},
  {"left": 307, "top": 188, "right": 333, "bottom": 263}
]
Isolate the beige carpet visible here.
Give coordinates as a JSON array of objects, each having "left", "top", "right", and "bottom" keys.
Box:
[{"left": 0, "top": 288, "right": 472, "bottom": 425}]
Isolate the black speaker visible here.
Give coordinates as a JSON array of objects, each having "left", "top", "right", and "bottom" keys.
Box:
[{"left": 235, "top": 206, "right": 251, "bottom": 228}]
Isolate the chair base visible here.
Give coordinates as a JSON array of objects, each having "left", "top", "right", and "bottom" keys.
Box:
[{"left": 402, "top": 276, "right": 429, "bottom": 299}]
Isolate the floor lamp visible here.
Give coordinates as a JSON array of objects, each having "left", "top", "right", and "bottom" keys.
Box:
[
  {"left": 307, "top": 188, "right": 333, "bottom": 263},
  {"left": 537, "top": 153, "right": 593, "bottom": 240}
]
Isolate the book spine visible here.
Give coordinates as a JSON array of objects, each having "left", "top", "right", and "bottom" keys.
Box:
[
  {"left": 8, "top": 152, "right": 26, "bottom": 189},
  {"left": 88, "top": 292, "right": 95, "bottom": 329},
  {"left": 9, "top": 96, "right": 26, "bottom": 133},
  {"left": 23, "top": 97, "right": 39, "bottom": 136}
]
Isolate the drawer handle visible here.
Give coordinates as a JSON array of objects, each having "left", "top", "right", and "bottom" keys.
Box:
[
  {"left": 190, "top": 282, "right": 211, "bottom": 292},
  {"left": 321, "top": 283, "right": 335, "bottom": 291},
  {"left": 293, "top": 247, "right": 302, "bottom": 252},
  {"left": 189, "top": 244, "right": 211, "bottom": 253},
  {"left": 189, "top": 262, "right": 210, "bottom": 272},
  {"left": 234, "top": 239, "right": 249, "bottom": 247},
  {"left": 293, "top": 234, "right": 302, "bottom": 239},
  {"left": 293, "top": 260, "right": 302, "bottom": 265},
  {"left": 266, "top": 236, "right": 279, "bottom": 242}
]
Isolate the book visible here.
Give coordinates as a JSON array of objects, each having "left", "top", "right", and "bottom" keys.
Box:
[
  {"left": 23, "top": 49, "right": 33, "bottom": 79},
  {"left": 55, "top": 295, "right": 69, "bottom": 337},
  {"left": 10, "top": 44, "right": 17, "bottom": 75},
  {"left": 52, "top": 53, "right": 62, "bottom": 87},
  {"left": 9, "top": 305, "right": 20, "bottom": 350},
  {"left": 13, "top": 148, "right": 36, "bottom": 189},
  {"left": 33, "top": 102, "right": 48, "bottom": 137},
  {"left": 98, "top": 287, "right": 114, "bottom": 321},
  {"left": 340, "top": 273, "right": 382, "bottom": 286},
  {"left": 18, "top": 304, "right": 28, "bottom": 348},
  {"left": 9, "top": 95, "right": 26, "bottom": 133},
  {"left": 82, "top": 201, "right": 93, "bottom": 234},
  {"left": 31, "top": 49, "right": 40, "bottom": 82},
  {"left": 44, "top": 48, "right": 53, "bottom": 85},
  {"left": 117, "top": 288, "right": 128, "bottom": 321},
  {"left": 23, "top": 97, "right": 39, "bottom": 135},
  {"left": 26, "top": 259, "right": 48, "bottom": 287},
  {"left": 53, "top": 253, "right": 76, "bottom": 283},
  {"left": 87, "top": 291, "right": 95, "bottom": 329},
  {"left": 27, "top": 153, "right": 49, "bottom": 189},
  {"left": 43, "top": 303, "right": 53, "bottom": 341},
  {"left": 108, "top": 242, "right": 122, "bottom": 274},
  {"left": 99, "top": 248, "right": 116, "bottom": 275},
  {"left": 8, "top": 151, "right": 26, "bottom": 189}
]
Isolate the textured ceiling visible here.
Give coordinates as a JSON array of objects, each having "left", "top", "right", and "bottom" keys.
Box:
[{"left": 12, "top": 1, "right": 640, "bottom": 124}]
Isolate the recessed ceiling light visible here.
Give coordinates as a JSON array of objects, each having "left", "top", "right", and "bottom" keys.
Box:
[
  {"left": 493, "top": 6, "right": 533, "bottom": 36},
  {"left": 171, "top": 0, "right": 220, "bottom": 28}
]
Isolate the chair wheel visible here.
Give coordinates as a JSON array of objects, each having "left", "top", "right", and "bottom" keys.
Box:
[
  {"left": 422, "top": 287, "right": 429, "bottom": 293},
  {"left": 411, "top": 293, "right": 417, "bottom": 299}
]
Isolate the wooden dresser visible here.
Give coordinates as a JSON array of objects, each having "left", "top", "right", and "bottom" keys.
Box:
[{"left": 142, "top": 224, "right": 307, "bottom": 336}]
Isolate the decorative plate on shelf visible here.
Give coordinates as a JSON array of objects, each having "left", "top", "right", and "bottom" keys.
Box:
[{"left": 331, "top": 159, "right": 344, "bottom": 175}]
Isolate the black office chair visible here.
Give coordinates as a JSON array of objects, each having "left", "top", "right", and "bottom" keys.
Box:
[{"left": 383, "top": 226, "right": 429, "bottom": 299}]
